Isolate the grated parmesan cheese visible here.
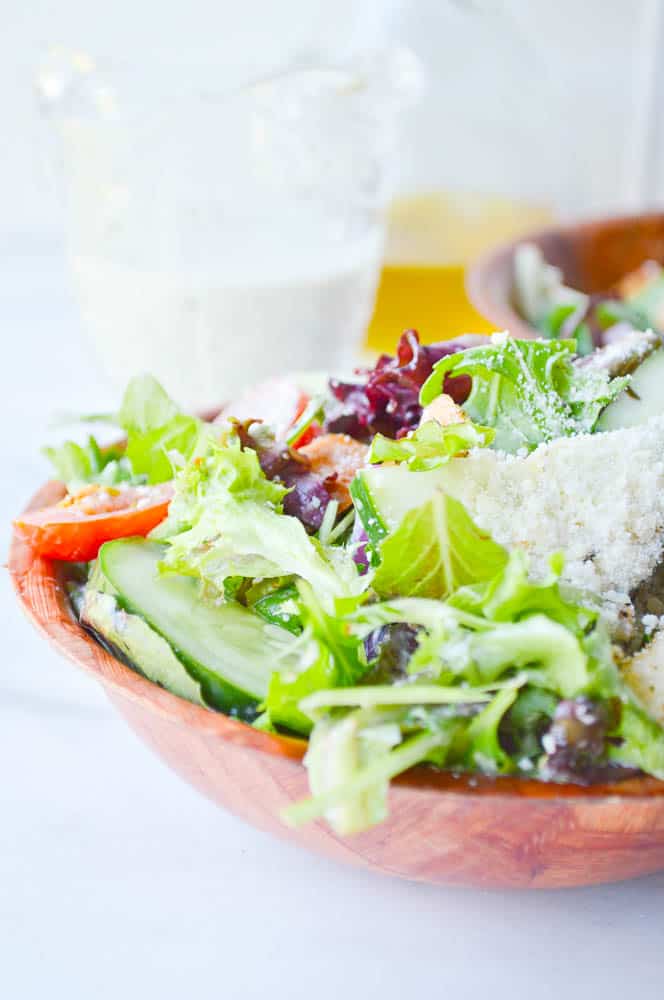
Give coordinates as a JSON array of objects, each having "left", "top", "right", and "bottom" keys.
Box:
[{"left": 445, "top": 415, "right": 664, "bottom": 615}]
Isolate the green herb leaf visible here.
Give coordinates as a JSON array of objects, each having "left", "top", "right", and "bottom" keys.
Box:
[{"left": 368, "top": 419, "right": 494, "bottom": 471}]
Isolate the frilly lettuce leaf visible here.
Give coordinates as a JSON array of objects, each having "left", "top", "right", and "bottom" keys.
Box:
[
  {"left": 372, "top": 491, "right": 508, "bottom": 599},
  {"left": 368, "top": 419, "right": 493, "bottom": 471},
  {"left": 419, "top": 334, "right": 629, "bottom": 453},
  {"left": 155, "top": 440, "right": 358, "bottom": 610}
]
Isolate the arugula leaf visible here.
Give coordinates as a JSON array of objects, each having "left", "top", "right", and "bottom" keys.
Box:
[
  {"left": 368, "top": 419, "right": 494, "bottom": 471},
  {"left": 419, "top": 335, "right": 628, "bottom": 453},
  {"left": 264, "top": 582, "right": 367, "bottom": 733},
  {"left": 373, "top": 492, "right": 508, "bottom": 599},
  {"left": 251, "top": 581, "right": 302, "bottom": 635},
  {"left": 44, "top": 436, "right": 133, "bottom": 492}
]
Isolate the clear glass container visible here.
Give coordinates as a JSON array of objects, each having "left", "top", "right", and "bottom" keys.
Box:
[{"left": 37, "top": 48, "right": 421, "bottom": 407}]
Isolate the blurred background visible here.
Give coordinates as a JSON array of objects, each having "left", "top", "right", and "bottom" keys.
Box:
[{"left": 3, "top": 0, "right": 664, "bottom": 417}]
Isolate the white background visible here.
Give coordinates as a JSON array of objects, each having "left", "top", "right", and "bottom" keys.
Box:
[{"left": 3, "top": 3, "right": 664, "bottom": 997}]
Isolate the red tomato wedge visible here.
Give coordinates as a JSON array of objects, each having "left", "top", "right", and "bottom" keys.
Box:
[{"left": 13, "top": 482, "right": 173, "bottom": 562}]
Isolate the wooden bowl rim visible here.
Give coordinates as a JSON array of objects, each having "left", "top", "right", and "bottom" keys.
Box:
[
  {"left": 465, "top": 208, "right": 664, "bottom": 338},
  {"left": 10, "top": 478, "right": 664, "bottom": 802}
]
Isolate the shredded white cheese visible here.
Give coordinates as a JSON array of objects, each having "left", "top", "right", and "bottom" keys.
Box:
[{"left": 446, "top": 415, "right": 664, "bottom": 612}]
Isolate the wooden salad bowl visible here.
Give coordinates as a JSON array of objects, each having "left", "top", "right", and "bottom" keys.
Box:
[
  {"left": 466, "top": 210, "right": 664, "bottom": 338},
  {"left": 10, "top": 479, "right": 664, "bottom": 890}
]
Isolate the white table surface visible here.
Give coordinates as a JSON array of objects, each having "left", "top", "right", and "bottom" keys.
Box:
[{"left": 2, "top": 238, "right": 663, "bottom": 1000}]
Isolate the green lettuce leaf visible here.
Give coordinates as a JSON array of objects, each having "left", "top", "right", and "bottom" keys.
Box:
[
  {"left": 368, "top": 419, "right": 493, "bottom": 471},
  {"left": 447, "top": 550, "right": 595, "bottom": 635},
  {"left": 125, "top": 414, "right": 201, "bottom": 484},
  {"left": 44, "top": 436, "right": 133, "bottom": 492},
  {"left": 45, "top": 374, "right": 203, "bottom": 489},
  {"left": 419, "top": 334, "right": 629, "bottom": 453},
  {"left": 156, "top": 440, "right": 356, "bottom": 610},
  {"left": 118, "top": 375, "right": 202, "bottom": 484},
  {"left": 117, "top": 374, "right": 180, "bottom": 431},
  {"left": 373, "top": 492, "right": 508, "bottom": 599},
  {"left": 284, "top": 708, "right": 456, "bottom": 834},
  {"left": 609, "top": 702, "right": 664, "bottom": 779}
]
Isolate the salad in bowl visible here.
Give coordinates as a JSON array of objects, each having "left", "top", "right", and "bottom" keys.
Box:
[{"left": 13, "top": 329, "right": 664, "bottom": 837}]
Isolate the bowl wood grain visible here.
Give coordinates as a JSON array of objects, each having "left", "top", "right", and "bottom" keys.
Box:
[{"left": 10, "top": 480, "right": 664, "bottom": 889}]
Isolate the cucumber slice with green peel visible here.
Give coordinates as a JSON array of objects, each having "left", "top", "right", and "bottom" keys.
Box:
[
  {"left": 597, "top": 348, "right": 664, "bottom": 432},
  {"left": 97, "top": 538, "right": 297, "bottom": 719},
  {"left": 81, "top": 588, "right": 206, "bottom": 707}
]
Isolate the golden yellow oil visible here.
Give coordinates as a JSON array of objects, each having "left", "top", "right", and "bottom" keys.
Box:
[{"left": 365, "top": 192, "right": 553, "bottom": 353}]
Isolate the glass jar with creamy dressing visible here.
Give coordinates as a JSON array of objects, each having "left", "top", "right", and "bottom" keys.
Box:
[{"left": 37, "top": 48, "right": 421, "bottom": 408}]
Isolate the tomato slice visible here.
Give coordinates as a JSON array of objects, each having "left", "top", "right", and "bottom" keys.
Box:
[{"left": 14, "top": 482, "right": 173, "bottom": 561}]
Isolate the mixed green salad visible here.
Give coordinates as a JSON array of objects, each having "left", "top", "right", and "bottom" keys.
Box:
[{"left": 15, "top": 328, "right": 664, "bottom": 835}]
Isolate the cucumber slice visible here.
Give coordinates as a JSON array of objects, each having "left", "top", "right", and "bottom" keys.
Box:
[
  {"left": 81, "top": 588, "right": 206, "bottom": 707},
  {"left": 352, "top": 459, "right": 490, "bottom": 540},
  {"left": 597, "top": 348, "right": 664, "bottom": 432},
  {"left": 98, "top": 538, "right": 297, "bottom": 718}
]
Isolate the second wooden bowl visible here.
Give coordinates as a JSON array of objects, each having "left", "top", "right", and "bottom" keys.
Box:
[
  {"left": 10, "top": 480, "right": 664, "bottom": 889},
  {"left": 466, "top": 210, "right": 664, "bottom": 338}
]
